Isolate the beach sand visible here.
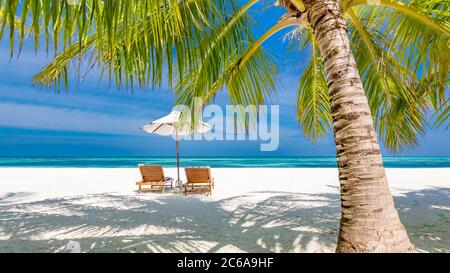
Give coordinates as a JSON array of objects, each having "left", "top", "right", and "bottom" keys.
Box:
[{"left": 0, "top": 168, "right": 449, "bottom": 253}]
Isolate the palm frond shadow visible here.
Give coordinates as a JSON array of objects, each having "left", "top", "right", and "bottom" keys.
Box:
[
  {"left": 0, "top": 187, "right": 448, "bottom": 253},
  {"left": 0, "top": 192, "right": 339, "bottom": 253},
  {"left": 393, "top": 187, "right": 450, "bottom": 253}
]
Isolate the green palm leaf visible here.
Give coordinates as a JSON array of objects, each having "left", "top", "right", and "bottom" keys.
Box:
[
  {"left": 2, "top": 0, "right": 234, "bottom": 90},
  {"left": 347, "top": 8, "right": 428, "bottom": 152},
  {"left": 296, "top": 30, "right": 332, "bottom": 142}
]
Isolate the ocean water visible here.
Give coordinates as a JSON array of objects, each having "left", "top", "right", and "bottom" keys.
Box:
[{"left": 0, "top": 157, "right": 449, "bottom": 168}]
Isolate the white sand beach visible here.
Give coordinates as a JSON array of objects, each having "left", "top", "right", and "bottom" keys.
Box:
[{"left": 0, "top": 168, "right": 449, "bottom": 253}]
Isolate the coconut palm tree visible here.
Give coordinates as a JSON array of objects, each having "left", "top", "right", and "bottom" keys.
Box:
[{"left": 0, "top": 0, "right": 449, "bottom": 252}]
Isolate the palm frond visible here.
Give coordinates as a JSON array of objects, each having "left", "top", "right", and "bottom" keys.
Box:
[
  {"left": 346, "top": 0, "right": 450, "bottom": 108},
  {"left": 1, "top": 0, "right": 234, "bottom": 90},
  {"left": 344, "top": 1, "right": 449, "bottom": 151},
  {"left": 175, "top": 0, "right": 265, "bottom": 106},
  {"left": 176, "top": 19, "right": 297, "bottom": 111},
  {"left": 296, "top": 30, "right": 332, "bottom": 142},
  {"left": 0, "top": 5, "right": 24, "bottom": 57},
  {"left": 347, "top": 8, "right": 426, "bottom": 152},
  {"left": 434, "top": 103, "right": 450, "bottom": 128}
]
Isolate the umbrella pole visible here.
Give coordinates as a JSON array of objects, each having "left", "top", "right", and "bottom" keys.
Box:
[{"left": 176, "top": 130, "right": 180, "bottom": 188}]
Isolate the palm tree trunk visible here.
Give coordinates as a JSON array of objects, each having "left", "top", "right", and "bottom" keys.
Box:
[{"left": 303, "top": 0, "right": 415, "bottom": 252}]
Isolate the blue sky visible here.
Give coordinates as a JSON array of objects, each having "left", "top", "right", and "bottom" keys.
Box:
[{"left": 0, "top": 3, "right": 449, "bottom": 157}]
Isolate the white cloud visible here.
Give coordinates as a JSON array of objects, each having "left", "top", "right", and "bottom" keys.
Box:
[{"left": 0, "top": 102, "right": 149, "bottom": 135}]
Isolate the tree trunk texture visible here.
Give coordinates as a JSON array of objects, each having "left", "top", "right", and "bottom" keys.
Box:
[{"left": 302, "top": 0, "right": 415, "bottom": 252}]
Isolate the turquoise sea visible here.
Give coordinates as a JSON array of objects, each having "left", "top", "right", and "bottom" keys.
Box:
[{"left": 0, "top": 157, "right": 449, "bottom": 168}]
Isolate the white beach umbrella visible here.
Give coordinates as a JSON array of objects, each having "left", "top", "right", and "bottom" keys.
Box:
[{"left": 142, "top": 111, "right": 211, "bottom": 185}]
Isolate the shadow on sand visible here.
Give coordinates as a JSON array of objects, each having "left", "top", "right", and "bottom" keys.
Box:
[{"left": 0, "top": 187, "right": 448, "bottom": 253}]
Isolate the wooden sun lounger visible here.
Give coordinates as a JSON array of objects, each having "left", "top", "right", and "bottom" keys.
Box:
[
  {"left": 136, "top": 165, "right": 173, "bottom": 193},
  {"left": 184, "top": 167, "right": 214, "bottom": 196}
]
